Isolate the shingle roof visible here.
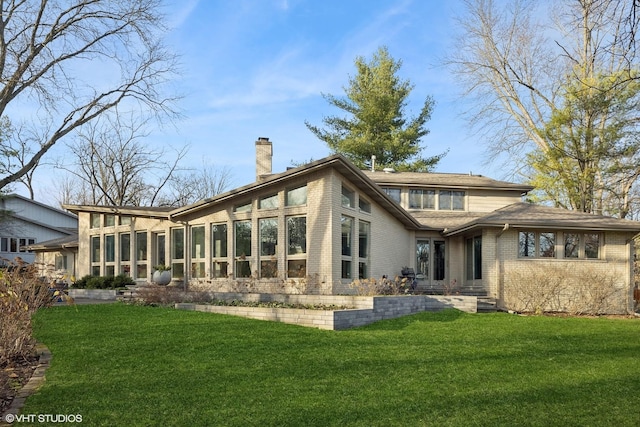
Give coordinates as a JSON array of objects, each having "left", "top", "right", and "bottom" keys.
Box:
[
  {"left": 362, "top": 170, "right": 534, "bottom": 192},
  {"left": 443, "top": 202, "right": 640, "bottom": 235}
]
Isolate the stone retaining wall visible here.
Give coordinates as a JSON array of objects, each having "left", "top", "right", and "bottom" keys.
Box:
[
  {"left": 175, "top": 295, "right": 477, "bottom": 330},
  {"left": 68, "top": 289, "right": 118, "bottom": 300}
]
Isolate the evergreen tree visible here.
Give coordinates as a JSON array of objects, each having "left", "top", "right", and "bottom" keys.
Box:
[{"left": 306, "top": 46, "right": 445, "bottom": 171}]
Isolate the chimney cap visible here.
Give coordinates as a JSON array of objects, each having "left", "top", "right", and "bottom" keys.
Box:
[{"left": 257, "top": 137, "right": 269, "bottom": 142}]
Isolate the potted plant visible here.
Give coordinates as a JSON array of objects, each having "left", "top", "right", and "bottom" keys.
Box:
[{"left": 152, "top": 265, "right": 172, "bottom": 286}]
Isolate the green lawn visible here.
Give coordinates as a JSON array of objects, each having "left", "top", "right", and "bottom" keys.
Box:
[{"left": 22, "top": 303, "right": 640, "bottom": 426}]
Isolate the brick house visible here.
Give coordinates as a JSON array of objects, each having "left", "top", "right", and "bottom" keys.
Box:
[{"left": 64, "top": 138, "right": 640, "bottom": 313}]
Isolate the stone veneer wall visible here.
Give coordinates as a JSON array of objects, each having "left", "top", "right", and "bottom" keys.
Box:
[{"left": 175, "top": 294, "right": 477, "bottom": 330}]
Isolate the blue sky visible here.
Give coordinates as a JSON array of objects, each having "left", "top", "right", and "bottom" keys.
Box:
[
  {"left": 31, "top": 0, "right": 497, "bottom": 204},
  {"left": 154, "top": 0, "right": 492, "bottom": 188}
]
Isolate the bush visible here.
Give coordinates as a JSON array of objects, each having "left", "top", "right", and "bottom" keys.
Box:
[
  {"left": 0, "top": 259, "right": 54, "bottom": 367},
  {"left": 73, "top": 274, "right": 135, "bottom": 289}
]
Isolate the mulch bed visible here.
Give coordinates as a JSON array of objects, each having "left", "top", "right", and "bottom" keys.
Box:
[{"left": 0, "top": 356, "right": 39, "bottom": 416}]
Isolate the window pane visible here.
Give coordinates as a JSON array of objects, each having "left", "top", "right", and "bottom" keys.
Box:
[
  {"left": 105, "top": 215, "right": 115, "bottom": 227},
  {"left": 473, "top": 236, "right": 482, "bottom": 279},
  {"left": 585, "top": 234, "right": 600, "bottom": 259},
  {"left": 236, "top": 260, "right": 251, "bottom": 278},
  {"left": 287, "top": 260, "right": 306, "bottom": 278},
  {"left": 383, "top": 188, "right": 401, "bottom": 203},
  {"left": 359, "top": 221, "right": 369, "bottom": 258},
  {"left": 105, "top": 235, "right": 115, "bottom": 262},
  {"left": 212, "top": 224, "right": 228, "bottom": 258},
  {"left": 439, "top": 191, "right": 452, "bottom": 210},
  {"left": 91, "top": 236, "right": 100, "bottom": 263},
  {"left": 172, "top": 262, "right": 184, "bottom": 279},
  {"left": 359, "top": 198, "right": 371, "bottom": 213},
  {"left": 341, "top": 216, "right": 353, "bottom": 256},
  {"left": 342, "top": 186, "right": 355, "bottom": 208},
  {"left": 191, "top": 262, "right": 206, "bottom": 278},
  {"left": 212, "top": 261, "right": 228, "bottom": 278},
  {"left": 465, "top": 238, "right": 474, "bottom": 281},
  {"left": 416, "top": 240, "right": 430, "bottom": 279},
  {"left": 341, "top": 260, "right": 352, "bottom": 279},
  {"left": 90, "top": 213, "right": 100, "bottom": 228},
  {"left": 120, "top": 233, "right": 130, "bottom": 262},
  {"left": 260, "top": 260, "right": 278, "bottom": 278},
  {"left": 136, "top": 232, "right": 147, "bottom": 261},
  {"left": 409, "top": 190, "right": 422, "bottom": 209},
  {"left": 286, "top": 185, "right": 307, "bottom": 206},
  {"left": 260, "top": 218, "right": 278, "bottom": 256},
  {"left": 564, "top": 233, "right": 579, "bottom": 258},
  {"left": 235, "top": 220, "right": 251, "bottom": 257},
  {"left": 287, "top": 217, "right": 306, "bottom": 255},
  {"left": 119, "top": 216, "right": 131, "bottom": 225},
  {"left": 519, "top": 232, "right": 535, "bottom": 257},
  {"left": 191, "top": 226, "right": 205, "bottom": 258},
  {"left": 259, "top": 194, "right": 279, "bottom": 209},
  {"left": 136, "top": 264, "right": 147, "bottom": 279},
  {"left": 156, "top": 234, "right": 166, "bottom": 266},
  {"left": 434, "top": 240, "right": 446, "bottom": 280},
  {"left": 234, "top": 202, "right": 252, "bottom": 213},
  {"left": 172, "top": 228, "right": 184, "bottom": 259},
  {"left": 359, "top": 262, "right": 367, "bottom": 279},
  {"left": 539, "top": 232, "right": 556, "bottom": 257},
  {"left": 452, "top": 191, "right": 465, "bottom": 210}
]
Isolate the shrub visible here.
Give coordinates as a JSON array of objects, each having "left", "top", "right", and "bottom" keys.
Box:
[
  {"left": 0, "top": 259, "right": 54, "bottom": 367},
  {"left": 73, "top": 274, "right": 135, "bottom": 289},
  {"left": 349, "top": 276, "right": 414, "bottom": 296}
]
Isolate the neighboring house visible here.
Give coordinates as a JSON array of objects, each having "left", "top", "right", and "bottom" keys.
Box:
[
  {"left": 0, "top": 195, "right": 78, "bottom": 282},
  {"left": 64, "top": 138, "right": 640, "bottom": 313}
]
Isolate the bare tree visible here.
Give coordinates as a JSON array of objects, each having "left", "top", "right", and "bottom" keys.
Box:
[
  {"left": 159, "top": 161, "right": 233, "bottom": 207},
  {"left": 56, "top": 112, "right": 188, "bottom": 206},
  {"left": 0, "top": 0, "right": 179, "bottom": 192},
  {"left": 447, "top": 0, "right": 640, "bottom": 217}
]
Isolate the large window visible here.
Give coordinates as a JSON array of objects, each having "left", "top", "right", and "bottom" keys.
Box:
[
  {"left": 466, "top": 236, "right": 482, "bottom": 281},
  {"left": 120, "top": 233, "right": 131, "bottom": 276},
  {"left": 259, "top": 218, "right": 278, "bottom": 278},
  {"left": 434, "top": 240, "right": 446, "bottom": 280},
  {"left": 104, "top": 234, "right": 115, "bottom": 277},
  {"left": 90, "top": 213, "right": 100, "bottom": 229},
  {"left": 104, "top": 214, "right": 115, "bottom": 227},
  {"left": 520, "top": 231, "right": 600, "bottom": 259},
  {"left": 91, "top": 236, "right": 100, "bottom": 276},
  {"left": 287, "top": 216, "right": 306, "bottom": 278},
  {"left": 136, "top": 232, "right": 147, "bottom": 279},
  {"left": 341, "top": 216, "right": 353, "bottom": 279},
  {"left": 416, "top": 239, "right": 446, "bottom": 282},
  {"left": 191, "top": 226, "right": 205, "bottom": 278},
  {"left": 171, "top": 228, "right": 185, "bottom": 279},
  {"left": 358, "top": 221, "right": 370, "bottom": 279},
  {"left": 211, "top": 224, "right": 228, "bottom": 278},
  {"left": 235, "top": 220, "right": 252, "bottom": 278}
]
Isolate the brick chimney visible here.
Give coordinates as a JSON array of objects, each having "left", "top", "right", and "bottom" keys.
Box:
[{"left": 255, "top": 137, "right": 272, "bottom": 181}]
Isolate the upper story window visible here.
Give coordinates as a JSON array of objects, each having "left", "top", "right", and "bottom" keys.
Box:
[
  {"left": 119, "top": 216, "right": 132, "bottom": 226},
  {"left": 409, "top": 189, "right": 435, "bottom": 209},
  {"left": 234, "top": 202, "right": 252, "bottom": 213},
  {"left": 90, "top": 213, "right": 100, "bottom": 228},
  {"left": 382, "top": 187, "right": 401, "bottom": 203},
  {"left": 286, "top": 185, "right": 307, "bottom": 206},
  {"left": 105, "top": 214, "right": 116, "bottom": 227},
  {"left": 259, "top": 194, "right": 279, "bottom": 210},
  {"left": 342, "top": 186, "right": 355, "bottom": 208},
  {"left": 359, "top": 198, "right": 371, "bottom": 213},
  {"left": 439, "top": 190, "right": 465, "bottom": 210}
]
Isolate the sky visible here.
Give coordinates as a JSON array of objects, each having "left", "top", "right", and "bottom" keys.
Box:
[{"left": 30, "top": 0, "right": 497, "bottom": 205}]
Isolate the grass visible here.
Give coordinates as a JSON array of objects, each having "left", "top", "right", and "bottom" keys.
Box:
[{"left": 21, "top": 303, "right": 640, "bottom": 426}]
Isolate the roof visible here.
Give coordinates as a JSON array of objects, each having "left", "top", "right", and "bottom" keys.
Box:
[
  {"left": 171, "top": 154, "right": 427, "bottom": 230},
  {"left": 62, "top": 204, "right": 173, "bottom": 219},
  {"left": 2, "top": 194, "right": 78, "bottom": 219},
  {"left": 27, "top": 233, "right": 78, "bottom": 252},
  {"left": 443, "top": 203, "right": 640, "bottom": 236},
  {"left": 362, "top": 170, "right": 534, "bottom": 193}
]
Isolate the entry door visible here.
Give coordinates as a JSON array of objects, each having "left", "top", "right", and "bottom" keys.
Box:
[{"left": 416, "top": 239, "right": 446, "bottom": 283}]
